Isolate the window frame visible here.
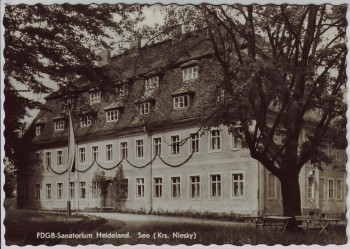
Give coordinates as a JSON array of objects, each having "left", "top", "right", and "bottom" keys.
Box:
[
  {"left": 145, "top": 76, "right": 159, "bottom": 91},
  {"left": 153, "top": 137, "right": 162, "bottom": 156},
  {"left": 80, "top": 181, "right": 86, "bottom": 199},
  {"left": 57, "top": 150, "right": 63, "bottom": 166},
  {"left": 209, "top": 129, "right": 221, "bottom": 152},
  {"left": 173, "top": 95, "right": 190, "bottom": 109},
  {"left": 57, "top": 182, "right": 63, "bottom": 200},
  {"left": 319, "top": 177, "right": 325, "bottom": 200},
  {"left": 106, "top": 144, "right": 113, "bottom": 162},
  {"left": 170, "top": 135, "right": 180, "bottom": 156},
  {"left": 106, "top": 109, "right": 119, "bottom": 122},
  {"left": 182, "top": 65, "right": 198, "bottom": 81},
  {"left": 46, "top": 183, "right": 51, "bottom": 200},
  {"left": 80, "top": 115, "right": 92, "bottom": 127},
  {"left": 336, "top": 178, "right": 343, "bottom": 200},
  {"left": 45, "top": 152, "right": 51, "bottom": 168},
  {"left": 90, "top": 91, "right": 101, "bottom": 104},
  {"left": 69, "top": 182, "right": 75, "bottom": 199},
  {"left": 170, "top": 176, "right": 181, "bottom": 199},
  {"left": 153, "top": 177, "right": 163, "bottom": 199},
  {"left": 189, "top": 175, "right": 201, "bottom": 199},
  {"left": 136, "top": 178, "right": 145, "bottom": 198},
  {"left": 54, "top": 119, "right": 65, "bottom": 131},
  {"left": 328, "top": 178, "right": 334, "bottom": 199},
  {"left": 36, "top": 125, "right": 41, "bottom": 136},
  {"left": 137, "top": 102, "right": 150, "bottom": 115},
  {"left": 91, "top": 146, "right": 99, "bottom": 162},
  {"left": 307, "top": 175, "right": 315, "bottom": 200},
  {"left": 135, "top": 139, "right": 144, "bottom": 159},
  {"left": 189, "top": 132, "right": 200, "bottom": 154},
  {"left": 231, "top": 171, "right": 245, "bottom": 198},
  {"left": 120, "top": 141, "right": 128, "bottom": 159},
  {"left": 35, "top": 184, "right": 41, "bottom": 200},
  {"left": 79, "top": 147, "right": 86, "bottom": 164},
  {"left": 209, "top": 174, "right": 222, "bottom": 198}
]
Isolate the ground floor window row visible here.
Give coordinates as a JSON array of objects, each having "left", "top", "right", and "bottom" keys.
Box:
[{"left": 33, "top": 173, "right": 245, "bottom": 201}]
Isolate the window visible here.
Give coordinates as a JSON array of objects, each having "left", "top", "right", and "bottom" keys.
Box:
[
  {"left": 231, "top": 125, "right": 243, "bottom": 150},
  {"left": 173, "top": 95, "right": 189, "bottom": 109},
  {"left": 69, "top": 182, "right": 75, "bottom": 199},
  {"left": 145, "top": 76, "right": 159, "bottom": 90},
  {"left": 335, "top": 150, "right": 341, "bottom": 161},
  {"left": 182, "top": 66, "right": 198, "bottom": 81},
  {"left": 232, "top": 173, "right": 244, "bottom": 197},
  {"left": 190, "top": 133, "right": 199, "bottom": 153},
  {"left": 307, "top": 176, "right": 314, "bottom": 199},
  {"left": 136, "top": 178, "right": 145, "bottom": 198},
  {"left": 106, "top": 144, "right": 113, "bottom": 161},
  {"left": 336, "top": 179, "right": 342, "bottom": 200},
  {"left": 210, "top": 129, "right": 221, "bottom": 151},
  {"left": 46, "top": 184, "right": 51, "bottom": 199},
  {"left": 36, "top": 125, "right": 41, "bottom": 136},
  {"left": 79, "top": 148, "right": 86, "bottom": 163},
  {"left": 121, "top": 142, "right": 128, "bottom": 159},
  {"left": 210, "top": 174, "right": 221, "bottom": 197},
  {"left": 190, "top": 176, "right": 200, "bottom": 198},
  {"left": 171, "top": 177, "right": 181, "bottom": 198},
  {"left": 319, "top": 178, "right": 325, "bottom": 200},
  {"left": 90, "top": 91, "right": 101, "bottom": 104},
  {"left": 137, "top": 102, "right": 150, "bottom": 115},
  {"left": 54, "top": 120, "right": 64, "bottom": 131},
  {"left": 35, "top": 184, "right": 40, "bottom": 200},
  {"left": 92, "top": 146, "right": 98, "bottom": 162},
  {"left": 328, "top": 179, "right": 334, "bottom": 199},
  {"left": 92, "top": 181, "right": 99, "bottom": 199},
  {"left": 217, "top": 88, "right": 226, "bottom": 102},
  {"left": 153, "top": 138, "right": 162, "bottom": 156},
  {"left": 267, "top": 173, "right": 277, "bottom": 199},
  {"left": 46, "top": 152, "right": 51, "bottom": 168},
  {"left": 136, "top": 139, "right": 144, "bottom": 158},
  {"left": 116, "top": 84, "right": 128, "bottom": 97},
  {"left": 35, "top": 152, "right": 41, "bottom": 167},
  {"left": 121, "top": 179, "right": 128, "bottom": 198},
  {"left": 57, "top": 150, "right": 63, "bottom": 166},
  {"left": 80, "top": 115, "right": 92, "bottom": 127},
  {"left": 80, "top": 182, "right": 86, "bottom": 199},
  {"left": 153, "top": 177, "right": 162, "bottom": 198},
  {"left": 106, "top": 109, "right": 118, "bottom": 122},
  {"left": 57, "top": 183, "right": 63, "bottom": 199},
  {"left": 171, "top": 135, "right": 180, "bottom": 155}
]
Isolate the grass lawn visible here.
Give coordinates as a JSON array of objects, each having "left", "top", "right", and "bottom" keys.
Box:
[{"left": 4, "top": 210, "right": 347, "bottom": 246}]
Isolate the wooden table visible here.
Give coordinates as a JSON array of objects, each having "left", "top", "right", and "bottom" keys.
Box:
[
  {"left": 295, "top": 216, "right": 341, "bottom": 234},
  {"left": 243, "top": 216, "right": 264, "bottom": 228},
  {"left": 263, "top": 216, "right": 293, "bottom": 233}
]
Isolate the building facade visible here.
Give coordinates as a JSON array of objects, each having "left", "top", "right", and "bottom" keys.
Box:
[{"left": 17, "top": 32, "right": 346, "bottom": 216}]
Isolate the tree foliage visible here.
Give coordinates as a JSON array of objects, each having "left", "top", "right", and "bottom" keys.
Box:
[{"left": 150, "top": 4, "right": 347, "bottom": 218}]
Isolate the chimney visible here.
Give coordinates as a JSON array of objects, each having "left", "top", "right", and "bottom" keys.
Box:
[
  {"left": 97, "top": 50, "right": 111, "bottom": 67},
  {"left": 130, "top": 36, "right": 142, "bottom": 50}
]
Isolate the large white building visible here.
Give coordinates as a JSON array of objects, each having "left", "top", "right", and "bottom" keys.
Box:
[{"left": 17, "top": 30, "right": 346, "bottom": 217}]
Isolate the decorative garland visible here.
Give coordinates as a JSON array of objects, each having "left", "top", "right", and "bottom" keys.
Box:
[{"left": 46, "top": 150, "right": 196, "bottom": 175}]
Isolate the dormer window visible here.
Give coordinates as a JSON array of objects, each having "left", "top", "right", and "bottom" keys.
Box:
[
  {"left": 173, "top": 95, "right": 189, "bottom": 109},
  {"left": 54, "top": 120, "right": 65, "bottom": 131},
  {"left": 145, "top": 76, "right": 159, "bottom": 91},
  {"left": 217, "top": 88, "right": 226, "bottom": 102},
  {"left": 137, "top": 102, "right": 150, "bottom": 115},
  {"left": 90, "top": 91, "right": 101, "bottom": 104},
  {"left": 182, "top": 66, "right": 198, "bottom": 81},
  {"left": 115, "top": 84, "right": 128, "bottom": 97},
  {"left": 181, "top": 22, "right": 195, "bottom": 34},
  {"left": 35, "top": 125, "right": 41, "bottom": 136},
  {"left": 80, "top": 115, "right": 92, "bottom": 127},
  {"left": 106, "top": 109, "right": 119, "bottom": 122}
]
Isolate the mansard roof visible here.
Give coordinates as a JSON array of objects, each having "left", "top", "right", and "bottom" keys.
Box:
[{"left": 28, "top": 32, "right": 219, "bottom": 145}]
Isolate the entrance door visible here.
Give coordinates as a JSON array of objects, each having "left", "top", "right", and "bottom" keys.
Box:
[{"left": 104, "top": 183, "right": 115, "bottom": 207}]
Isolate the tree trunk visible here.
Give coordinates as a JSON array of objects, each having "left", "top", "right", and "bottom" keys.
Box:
[{"left": 280, "top": 173, "right": 302, "bottom": 231}]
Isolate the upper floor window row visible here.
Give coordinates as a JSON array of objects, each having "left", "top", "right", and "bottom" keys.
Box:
[{"left": 90, "top": 91, "right": 101, "bottom": 104}]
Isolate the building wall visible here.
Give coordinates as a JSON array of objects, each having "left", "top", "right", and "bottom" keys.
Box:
[{"left": 24, "top": 125, "right": 261, "bottom": 214}]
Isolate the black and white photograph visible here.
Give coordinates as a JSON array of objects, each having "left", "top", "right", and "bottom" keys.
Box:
[{"left": 1, "top": 0, "right": 348, "bottom": 247}]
